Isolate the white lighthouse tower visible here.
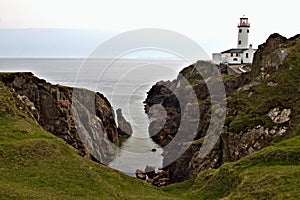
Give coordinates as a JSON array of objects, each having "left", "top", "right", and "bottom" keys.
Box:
[
  {"left": 212, "top": 16, "right": 256, "bottom": 66},
  {"left": 237, "top": 17, "right": 250, "bottom": 48}
]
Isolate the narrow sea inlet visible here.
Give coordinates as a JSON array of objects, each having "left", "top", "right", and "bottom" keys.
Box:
[{"left": 0, "top": 58, "right": 187, "bottom": 176}]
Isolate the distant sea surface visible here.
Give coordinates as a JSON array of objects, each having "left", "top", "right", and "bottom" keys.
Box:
[{"left": 0, "top": 58, "right": 188, "bottom": 176}]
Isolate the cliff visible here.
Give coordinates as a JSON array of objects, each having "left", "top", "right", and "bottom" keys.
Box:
[
  {"left": 0, "top": 72, "right": 119, "bottom": 164},
  {"left": 2, "top": 75, "right": 300, "bottom": 199},
  {"left": 0, "top": 80, "right": 177, "bottom": 199},
  {"left": 1, "top": 33, "right": 300, "bottom": 199},
  {"left": 144, "top": 33, "right": 300, "bottom": 184}
]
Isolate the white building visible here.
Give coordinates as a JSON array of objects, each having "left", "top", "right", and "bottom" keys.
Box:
[{"left": 213, "top": 17, "right": 256, "bottom": 65}]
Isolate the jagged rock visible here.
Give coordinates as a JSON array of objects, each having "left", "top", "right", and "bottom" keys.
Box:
[
  {"left": 267, "top": 108, "right": 291, "bottom": 124},
  {"left": 145, "top": 82, "right": 181, "bottom": 146},
  {"left": 116, "top": 108, "right": 133, "bottom": 136},
  {"left": 144, "top": 62, "right": 252, "bottom": 183},
  {"left": 0, "top": 73, "right": 119, "bottom": 164},
  {"left": 189, "top": 124, "right": 289, "bottom": 176},
  {"left": 138, "top": 167, "right": 171, "bottom": 187},
  {"left": 251, "top": 33, "right": 291, "bottom": 79},
  {"left": 144, "top": 34, "right": 300, "bottom": 185}
]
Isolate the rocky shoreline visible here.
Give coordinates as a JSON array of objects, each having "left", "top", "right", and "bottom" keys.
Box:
[
  {"left": 143, "top": 33, "right": 300, "bottom": 185},
  {"left": 135, "top": 165, "right": 170, "bottom": 187},
  {"left": 0, "top": 33, "right": 298, "bottom": 189}
]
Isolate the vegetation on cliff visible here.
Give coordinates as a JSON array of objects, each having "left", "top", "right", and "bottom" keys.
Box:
[
  {"left": 0, "top": 81, "right": 174, "bottom": 199},
  {"left": 162, "top": 136, "right": 300, "bottom": 199},
  {"left": 0, "top": 33, "right": 300, "bottom": 199},
  {"left": 0, "top": 72, "right": 120, "bottom": 164},
  {"left": 144, "top": 33, "right": 300, "bottom": 198}
]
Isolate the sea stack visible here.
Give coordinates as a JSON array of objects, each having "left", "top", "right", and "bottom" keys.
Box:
[{"left": 116, "top": 108, "right": 133, "bottom": 136}]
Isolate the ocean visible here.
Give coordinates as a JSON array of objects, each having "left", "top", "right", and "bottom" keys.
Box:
[{"left": 0, "top": 58, "right": 188, "bottom": 176}]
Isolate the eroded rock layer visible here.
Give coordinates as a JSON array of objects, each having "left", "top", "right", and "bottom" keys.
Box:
[{"left": 0, "top": 73, "right": 119, "bottom": 163}]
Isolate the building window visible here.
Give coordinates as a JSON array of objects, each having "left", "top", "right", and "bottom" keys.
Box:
[
  {"left": 231, "top": 53, "right": 233, "bottom": 57},
  {"left": 238, "top": 40, "right": 241, "bottom": 45},
  {"left": 247, "top": 29, "right": 249, "bottom": 33},
  {"left": 239, "top": 29, "right": 242, "bottom": 33},
  {"left": 246, "top": 53, "right": 249, "bottom": 58},
  {"left": 236, "top": 53, "right": 239, "bottom": 57},
  {"left": 233, "top": 58, "right": 238, "bottom": 61}
]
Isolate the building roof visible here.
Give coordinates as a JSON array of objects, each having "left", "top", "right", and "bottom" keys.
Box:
[{"left": 221, "top": 48, "right": 248, "bottom": 54}]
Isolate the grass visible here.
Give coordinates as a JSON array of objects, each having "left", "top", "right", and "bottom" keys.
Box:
[
  {"left": 159, "top": 36, "right": 300, "bottom": 199},
  {"left": 160, "top": 136, "right": 300, "bottom": 200},
  {"left": 0, "top": 81, "right": 176, "bottom": 200},
  {"left": 227, "top": 38, "right": 300, "bottom": 135},
  {"left": 1, "top": 75, "right": 300, "bottom": 199},
  {"left": 1, "top": 36, "right": 300, "bottom": 199}
]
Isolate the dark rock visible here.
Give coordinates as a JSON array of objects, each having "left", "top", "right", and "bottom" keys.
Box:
[
  {"left": 116, "top": 108, "right": 133, "bottom": 136},
  {"left": 137, "top": 166, "right": 171, "bottom": 187},
  {"left": 159, "top": 181, "right": 167, "bottom": 186},
  {"left": 217, "top": 63, "right": 228, "bottom": 74},
  {"left": 145, "top": 82, "right": 181, "bottom": 147},
  {"left": 145, "top": 165, "right": 156, "bottom": 179},
  {"left": 153, "top": 175, "right": 160, "bottom": 181},
  {"left": 135, "top": 169, "right": 147, "bottom": 180}
]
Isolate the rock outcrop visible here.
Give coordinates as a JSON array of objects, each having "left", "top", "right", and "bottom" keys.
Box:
[
  {"left": 136, "top": 165, "right": 170, "bottom": 187},
  {"left": 144, "top": 65, "right": 251, "bottom": 183},
  {"left": 145, "top": 80, "right": 181, "bottom": 146},
  {"left": 144, "top": 33, "right": 300, "bottom": 185},
  {"left": 0, "top": 72, "right": 119, "bottom": 164},
  {"left": 116, "top": 108, "right": 133, "bottom": 136}
]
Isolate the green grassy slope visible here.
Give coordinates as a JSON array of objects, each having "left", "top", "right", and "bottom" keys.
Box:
[
  {"left": 2, "top": 71, "right": 300, "bottom": 199},
  {"left": 227, "top": 41, "right": 300, "bottom": 135},
  {"left": 162, "top": 122, "right": 300, "bottom": 199},
  {"left": 162, "top": 136, "right": 300, "bottom": 199},
  {"left": 0, "top": 82, "right": 175, "bottom": 200},
  {"left": 161, "top": 36, "right": 300, "bottom": 199},
  {"left": 1, "top": 35, "right": 300, "bottom": 199}
]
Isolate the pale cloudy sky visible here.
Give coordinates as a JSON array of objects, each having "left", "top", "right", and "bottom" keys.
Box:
[{"left": 0, "top": 0, "right": 299, "bottom": 56}]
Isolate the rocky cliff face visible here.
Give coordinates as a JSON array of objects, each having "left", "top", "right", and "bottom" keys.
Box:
[
  {"left": 144, "top": 33, "right": 300, "bottom": 184},
  {"left": 0, "top": 72, "right": 119, "bottom": 164}
]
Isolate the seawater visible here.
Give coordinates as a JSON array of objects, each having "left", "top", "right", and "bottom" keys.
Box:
[{"left": 0, "top": 58, "right": 188, "bottom": 176}]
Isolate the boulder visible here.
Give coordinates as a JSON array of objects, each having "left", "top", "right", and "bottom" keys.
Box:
[{"left": 135, "top": 169, "right": 146, "bottom": 180}]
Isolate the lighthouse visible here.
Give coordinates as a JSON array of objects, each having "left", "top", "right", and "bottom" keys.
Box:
[
  {"left": 237, "top": 17, "right": 250, "bottom": 48},
  {"left": 212, "top": 16, "right": 256, "bottom": 66}
]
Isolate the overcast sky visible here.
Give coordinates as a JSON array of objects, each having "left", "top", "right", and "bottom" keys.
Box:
[{"left": 0, "top": 0, "right": 299, "bottom": 56}]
